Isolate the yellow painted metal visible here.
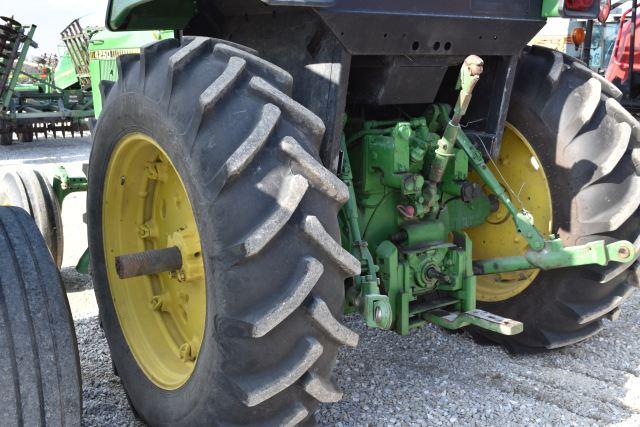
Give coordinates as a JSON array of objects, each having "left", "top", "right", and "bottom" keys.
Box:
[
  {"left": 469, "top": 123, "right": 553, "bottom": 302},
  {"left": 103, "top": 133, "right": 205, "bottom": 390}
]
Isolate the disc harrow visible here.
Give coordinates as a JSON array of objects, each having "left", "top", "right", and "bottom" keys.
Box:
[{"left": 0, "top": 16, "right": 93, "bottom": 144}]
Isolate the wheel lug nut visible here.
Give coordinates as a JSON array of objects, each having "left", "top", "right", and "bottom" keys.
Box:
[
  {"left": 145, "top": 164, "right": 159, "bottom": 180},
  {"left": 179, "top": 343, "right": 195, "bottom": 362},
  {"left": 150, "top": 296, "right": 163, "bottom": 311},
  {"left": 137, "top": 224, "right": 150, "bottom": 239}
]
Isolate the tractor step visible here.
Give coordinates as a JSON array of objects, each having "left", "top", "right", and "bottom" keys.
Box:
[{"left": 423, "top": 308, "right": 523, "bottom": 336}]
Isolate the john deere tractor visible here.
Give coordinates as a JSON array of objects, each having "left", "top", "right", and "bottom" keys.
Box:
[{"left": 2, "top": 0, "right": 639, "bottom": 425}]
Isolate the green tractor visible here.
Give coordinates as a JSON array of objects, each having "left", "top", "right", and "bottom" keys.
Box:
[{"left": 2, "top": 0, "right": 640, "bottom": 424}]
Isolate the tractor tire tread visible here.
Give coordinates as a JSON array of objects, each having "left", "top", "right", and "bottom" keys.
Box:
[
  {"left": 475, "top": 46, "right": 639, "bottom": 353},
  {"left": 92, "top": 36, "right": 356, "bottom": 425},
  {"left": 0, "top": 206, "right": 81, "bottom": 425}
]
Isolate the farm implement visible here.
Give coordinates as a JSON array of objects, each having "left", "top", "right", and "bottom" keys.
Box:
[{"left": 0, "top": 17, "right": 93, "bottom": 145}]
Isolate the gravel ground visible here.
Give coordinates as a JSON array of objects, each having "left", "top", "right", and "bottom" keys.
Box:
[{"left": 3, "top": 136, "right": 640, "bottom": 426}]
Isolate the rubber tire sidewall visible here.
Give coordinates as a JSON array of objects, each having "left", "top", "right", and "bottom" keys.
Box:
[{"left": 88, "top": 93, "right": 224, "bottom": 424}]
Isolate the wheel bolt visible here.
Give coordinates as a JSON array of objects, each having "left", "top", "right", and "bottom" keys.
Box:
[
  {"left": 177, "top": 270, "right": 186, "bottom": 282},
  {"left": 150, "top": 296, "right": 163, "bottom": 311},
  {"left": 137, "top": 224, "right": 150, "bottom": 239},
  {"left": 145, "top": 164, "right": 159, "bottom": 180},
  {"left": 179, "top": 343, "right": 195, "bottom": 362}
]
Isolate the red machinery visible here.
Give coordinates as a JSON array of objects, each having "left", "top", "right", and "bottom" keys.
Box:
[
  {"left": 606, "top": 3, "right": 640, "bottom": 83},
  {"left": 606, "top": 0, "right": 640, "bottom": 109}
]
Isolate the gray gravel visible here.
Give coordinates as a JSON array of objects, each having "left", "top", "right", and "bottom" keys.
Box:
[{"left": 4, "top": 136, "right": 640, "bottom": 426}]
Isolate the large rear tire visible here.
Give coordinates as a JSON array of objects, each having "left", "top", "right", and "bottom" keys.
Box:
[
  {"left": 0, "top": 206, "right": 81, "bottom": 425},
  {"left": 88, "top": 37, "right": 358, "bottom": 425},
  {"left": 473, "top": 46, "right": 640, "bottom": 353}
]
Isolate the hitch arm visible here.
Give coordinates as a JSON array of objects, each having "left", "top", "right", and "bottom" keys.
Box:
[
  {"left": 449, "top": 59, "right": 636, "bottom": 278},
  {"left": 339, "top": 134, "right": 392, "bottom": 330},
  {"left": 473, "top": 239, "right": 637, "bottom": 275},
  {"left": 456, "top": 131, "right": 547, "bottom": 251}
]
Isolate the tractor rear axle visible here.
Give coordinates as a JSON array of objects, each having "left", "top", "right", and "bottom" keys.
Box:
[{"left": 115, "top": 246, "right": 183, "bottom": 279}]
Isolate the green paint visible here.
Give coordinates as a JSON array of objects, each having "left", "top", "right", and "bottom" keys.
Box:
[
  {"left": 76, "top": 248, "right": 91, "bottom": 274},
  {"left": 1, "top": 25, "right": 37, "bottom": 109},
  {"left": 108, "top": 0, "right": 194, "bottom": 30},
  {"left": 541, "top": 0, "right": 561, "bottom": 17},
  {"left": 475, "top": 239, "right": 636, "bottom": 274},
  {"left": 52, "top": 167, "right": 91, "bottom": 274},
  {"left": 341, "top": 115, "right": 488, "bottom": 332},
  {"left": 340, "top": 56, "right": 636, "bottom": 337},
  {"left": 52, "top": 166, "right": 88, "bottom": 207},
  {"left": 54, "top": 51, "right": 80, "bottom": 90},
  {"left": 339, "top": 58, "right": 499, "bottom": 334},
  {"left": 88, "top": 29, "right": 173, "bottom": 116},
  {"left": 339, "top": 134, "right": 392, "bottom": 330}
]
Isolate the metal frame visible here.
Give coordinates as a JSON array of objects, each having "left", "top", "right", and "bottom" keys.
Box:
[{"left": 0, "top": 18, "right": 94, "bottom": 141}]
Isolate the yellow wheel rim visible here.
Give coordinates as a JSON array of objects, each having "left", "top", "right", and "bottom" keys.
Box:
[
  {"left": 469, "top": 123, "right": 553, "bottom": 302},
  {"left": 103, "top": 133, "right": 205, "bottom": 390}
]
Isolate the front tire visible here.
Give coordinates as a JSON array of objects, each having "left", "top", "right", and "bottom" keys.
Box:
[
  {"left": 88, "top": 37, "right": 358, "bottom": 425},
  {"left": 474, "top": 46, "right": 640, "bottom": 353},
  {"left": 0, "top": 168, "right": 64, "bottom": 267},
  {"left": 0, "top": 206, "right": 81, "bottom": 425}
]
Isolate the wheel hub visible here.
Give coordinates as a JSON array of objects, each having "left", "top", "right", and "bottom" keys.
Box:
[
  {"left": 102, "top": 132, "right": 205, "bottom": 390},
  {"left": 469, "top": 123, "right": 553, "bottom": 302}
]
